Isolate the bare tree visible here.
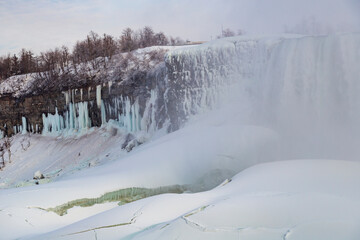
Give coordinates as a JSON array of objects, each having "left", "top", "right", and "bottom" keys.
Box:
[
  {"left": 0, "top": 26, "right": 185, "bottom": 93},
  {"left": 59, "top": 46, "right": 71, "bottom": 73},
  {"left": 0, "top": 54, "right": 12, "bottom": 79},
  {"left": 217, "top": 28, "right": 236, "bottom": 39},
  {"left": 170, "top": 37, "right": 185, "bottom": 46},
  {"left": 139, "top": 26, "right": 155, "bottom": 48},
  {"left": 102, "top": 34, "right": 117, "bottom": 60},
  {"left": 11, "top": 54, "right": 20, "bottom": 75},
  {"left": 120, "top": 28, "right": 137, "bottom": 52},
  {"left": 154, "top": 32, "right": 169, "bottom": 46}
]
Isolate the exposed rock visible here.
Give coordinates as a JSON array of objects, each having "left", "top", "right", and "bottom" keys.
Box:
[
  {"left": 33, "top": 171, "right": 44, "bottom": 180},
  {"left": 122, "top": 133, "right": 135, "bottom": 150}
]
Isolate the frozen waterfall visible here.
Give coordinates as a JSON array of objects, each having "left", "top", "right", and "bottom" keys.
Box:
[
  {"left": 37, "top": 33, "right": 360, "bottom": 161},
  {"left": 164, "top": 33, "right": 360, "bottom": 160}
]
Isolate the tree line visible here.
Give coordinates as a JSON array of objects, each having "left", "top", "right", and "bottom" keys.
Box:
[{"left": 0, "top": 26, "right": 185, "bottom": 81}]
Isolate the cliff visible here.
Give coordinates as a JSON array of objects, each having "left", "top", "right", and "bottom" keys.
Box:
[{"left": 2, "top": 34, "right": 360, "bottom": 141}]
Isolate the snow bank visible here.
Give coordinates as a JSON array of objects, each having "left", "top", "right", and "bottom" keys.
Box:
[
  {"left": 0, "top": 105, "right": 279, "bottom": 239},
  {"left": 27, "top": 160, "right": 360, "bottom": 240}
]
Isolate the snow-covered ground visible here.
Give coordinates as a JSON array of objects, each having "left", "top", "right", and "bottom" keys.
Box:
[
  {"left": 3, "top": 158, "right": 360, "bottom": 239},
  {"left": 0, "top": 45, "right": 184, "bottom": 98},
  {"left": 1, "top": 105, "right": 359, "bottom": 240},
  {"left": 0, "top": 106, "right": 280, "bottom": 239},
  {"left": 1, "top": 34, "right": 360, "bottom": 239}
]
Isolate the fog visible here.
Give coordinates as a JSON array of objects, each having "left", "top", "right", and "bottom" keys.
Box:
[
  {"left": 232, "top": 34, "right": 360, "bottom": 161},
  {"left": 186, "top": 33, "right": 360, "bottom": 163}
]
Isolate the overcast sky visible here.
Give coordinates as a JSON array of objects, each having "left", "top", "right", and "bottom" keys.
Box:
[{"left": 0, "top": 0, "right": 359, "bottom": 55}]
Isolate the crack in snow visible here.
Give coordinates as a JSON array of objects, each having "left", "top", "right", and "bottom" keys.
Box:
[
  {"left": 63, "top": 208, "right": 143, "bottom": 237},
  {"left": 182, "top": 207, "right": 291, "bottom": 235},
  {"left": 93, "top": 229, "right": 97, "bottom": 240}
]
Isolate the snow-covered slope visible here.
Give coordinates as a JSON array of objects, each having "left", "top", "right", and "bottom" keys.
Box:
[
  {"left": 0, "top": 46, "right": 179, "bottom": 98},
  {"left": 0, "top": 106, "right": 280, "bottom": 239},
  {"left": 23, "top": 160, "right": 360, "bottom": 240}
]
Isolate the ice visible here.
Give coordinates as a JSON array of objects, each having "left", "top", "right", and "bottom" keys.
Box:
[
  {"left": 63, "top": 90, "right": 71, "bottom": 105},
  {"left": 165, "top": 33, "right": 360, "bottom": 159},
  {"left": 141, "top": 89, "right": 158, "bottom": 133},
  {"left": 21, "top": 117, "right": 27, "bottom": 134},
  {"left": 101, "top": 100, "right": 106, "bottom": 125},
  {"left": 77, "top": 102, "right": 91, "bottom": 129},
  {"left": 42, "top": 102, "right": 90, "bottom": 135},
  {"left": 42, "top": 108, "right": 64, "bottom": 134},
  {"left": 2, "top": 34, "right": 360, "bottom": 239},
  {"left": 96, "top": 85, "right": 102, "bottom": 108}
]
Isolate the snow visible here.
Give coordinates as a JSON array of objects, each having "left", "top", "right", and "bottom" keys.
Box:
[
  {"left": 16, "top": 160, "right": 360, "bottom": 240},
  {"left": 0, "top": 46, "right": 184, "bottom": 98},
  {"left": 0, "top": 73, "right": 36, "bottom": 97},
  {"left": 1, "top": 33, "right": 360, "bottom": 239},
  {"left": 0, "top": 104, "right": 280, "bottom": 239}
]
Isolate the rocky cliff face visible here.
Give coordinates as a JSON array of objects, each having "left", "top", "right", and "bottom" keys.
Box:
[
  {"left": 0, "top": 65, "right": 166, "bottom": 136},
  {"left": 0, "top": 40, "right": 245, "bottom": 137}
]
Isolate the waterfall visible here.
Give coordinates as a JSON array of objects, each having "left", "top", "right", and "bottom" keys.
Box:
[
  {"left": 37, "top": 33, "right": 360, "bottom": 160},
  {"left": 165, "top": 33, "right": 360, "bottom": 160}
]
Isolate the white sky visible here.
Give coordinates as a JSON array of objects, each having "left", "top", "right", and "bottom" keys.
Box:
[{"left": 0, "top": 0, "right": 359, "bottom": 55}]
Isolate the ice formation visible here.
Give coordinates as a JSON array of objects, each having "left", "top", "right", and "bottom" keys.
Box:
[
  {"left": 2, "top": 34, "right": 360, "bottom": 239},
  {"left": 34, "top": 33, "right": 360, "bottom": 157},
  {"left": 163, "top": 34, "right": 360, "bottom": 159},
  {"left": 96, "top": 85, "right": 102, "bottom": 108},
  {"left": 41, "top": 89, "right": 158, "bottom": 135},
  {"left": 103, "top": 90, "right": 157, "bottom": 132},
  {"left": 21, "top": 117, "right": 27, "bottom": 134}
]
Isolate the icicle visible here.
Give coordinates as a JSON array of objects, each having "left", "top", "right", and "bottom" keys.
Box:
[
  {"left": 124, "top": 97, "right": 132, "bottom": 131},
  {"left": 69, "top": 103, "right": 75, "bottom": 129},
  {"left": 88, "top": 87, "right": 92, "bottom": 99},
  {"left": 71, "top": 89, "right": 75, "bottom": 104},
  {"left": 141, "top": 89, "right": 158, "bottom": 133},
  {"left": 63, "top": 90, "right": 70, "bottom": 105},
  {"left": 77, "top": 102, "right": 91, "bottom": 129},
  {"left": 108, "top": 81, "right": 113, "bottom": 94},
  {"left": 42, "top": 108, "right": 65, "bottom": 134},
  {"left": 96, "top": 85, "right": 102, "bottom": 108},
  {"left": 101, "top": 100, "right": 106, "bottom": 125},
  {"left": 21, "top": 117, "right": 27, "bottom": 134}
]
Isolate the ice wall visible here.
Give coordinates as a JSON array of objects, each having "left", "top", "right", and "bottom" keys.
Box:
[
  {"left": 163, "top": 36, "right": 279, "bottom": 130},
  {"left": 164, "top": 33, "right": 360, "bottom": 160},
  {"left": 10, "top": 33, "right": 360, "bottom": 160}
]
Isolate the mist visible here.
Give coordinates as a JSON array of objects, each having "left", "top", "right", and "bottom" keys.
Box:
[{"left": 201, "top": 34, "right": 360, "bottom": 163}]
